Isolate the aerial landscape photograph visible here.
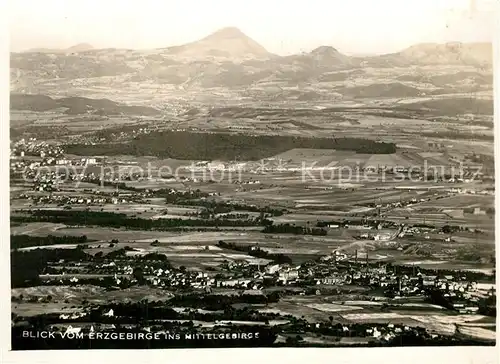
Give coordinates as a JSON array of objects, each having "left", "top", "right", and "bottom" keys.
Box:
[{"left": 7, "top": 0, "right": 497, "bottom": 350}]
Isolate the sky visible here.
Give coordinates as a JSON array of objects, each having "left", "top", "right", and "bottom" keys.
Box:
[{"left": 8, "top": 0, "right": 497, "bottom": 55}]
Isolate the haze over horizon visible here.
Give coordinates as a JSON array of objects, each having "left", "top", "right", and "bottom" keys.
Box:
[{"left": 9, "top": 0, "right": 496, "bottom": 56}]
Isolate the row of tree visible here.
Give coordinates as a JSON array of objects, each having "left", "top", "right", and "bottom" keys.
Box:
[{"left": 12, "top": 209, "right": 263, "bottom": 230}]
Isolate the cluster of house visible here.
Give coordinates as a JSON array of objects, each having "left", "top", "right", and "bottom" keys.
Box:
[
  {"left": 311, "top": 323, "right": 423, "bottom": 342},
  {"left": 88, "top": 257, "right": 303, "bottom": 291},
  {"left": 34, "top": 236, "right": 495, "bottom": 322},
  {"left": 54, "top": 157, "right": 100, "bottom": 166},
  {"left": 220, "top": 260, "right": 300, "bottom": 283},
  {"left": 301, "top": 262, "right": 418, "bottom": 290},
  {"left": 105, "top": 127, "right": 159, "bottom": 143},
  {"left": 141, "top": 269, "right": 216, "bottom": 290},
  {"left": 31, "top": 173, "right": 61, "bottom": 192},
  {"left": 66, "top": 125, "right": 162, "bottom": 146},
  {"left": 10, "top": 138, "right": 64, "bottom": 159},
  {"left": 431, "top": 277, "right": 496, "bottom": 313},
  {"left": 448, "top": 187, "right": 494, "bottom": 196},
  {"left": 11, "top": 159, "right": 100, "bottom": 190},
  {"left": 10, "top": 141, "right": 104, "bottom": 173},
  {"left": 18, "top": 193, "right": 114, "bottom": 206},
  {"left": 103, "top": 263, "right": 217, "bottom": 289},
  {"left": 46, "top": 251, "right": 496, "bottom": 310},
  {"left": 44, "top": 261, "right": 217, "bottom": 290},
  {"left": 232, "top": 180, "right": 262, "bottom": 185},
  {"left": 264, "top": 264, "right": 300, "bottom": 283},
  {"left": 397, "top": 196, "right": 433, "bottom": 208},
  {"left": 59, "top": 312, "right": 88, "bottom": 320},
  {"left": 10, "top": 158, "right": 71, "bottom": 173},
  {"left": 187, "top": 161, "right": 248, "bottom": 173},
  {"left": 213, "top": 255, "right": 495, "bottom": 312},
  {"left": 16, "top": 190, "right": 137, "bottom": 206}
]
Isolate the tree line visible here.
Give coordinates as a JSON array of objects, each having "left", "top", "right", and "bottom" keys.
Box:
[
  {"left": 179, "top": 199, "right": 286, "bottom": 216},
  {"left": 262, "top": 223, "right": 327, "bottom": 236},
  {"left": 11, "top": 234, "right": 88, "bottom": 250},
  {"left": 64, "top": 131, "right": 397, "bottom": 161},
  {"left": 11, "top": 248, "right": 91, "bottom": 288},
  {"left": 12, "top": 210, "right": 264, "bottom": 230}
]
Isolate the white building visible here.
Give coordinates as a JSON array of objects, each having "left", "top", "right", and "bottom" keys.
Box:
[{"left": 265, "top": 264, "right": 281, "bottom": 274}]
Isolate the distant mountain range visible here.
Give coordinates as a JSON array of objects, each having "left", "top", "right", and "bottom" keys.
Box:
[
  {"left": 10, "top": 27, "right": 493, "bottom": 92},
  {"left": 15, "top": 27, "right": 492, "bottom": 64},
  {"left": 398, "top": 42, "right": 492, "bottom": 67},
  {"left": 24, "top": 43, "right": 95, "bottom": 54},
  {"left": 10, "top": 94, "right": 161, "bottom": 116}
]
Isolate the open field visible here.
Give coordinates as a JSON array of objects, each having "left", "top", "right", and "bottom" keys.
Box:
[
  {"left": 12, "top": 285, "right": 178, "bottom": 318},
  {"left": 304, "top": 303, "right": 364, "bottom": 312},
  {"left": 11, "top": 216, "right": 495, "bottom": 273},
  {"left": 10, "top": 222, "right": 67, "bottom": 236},
  {"left": 457, "top": 326, "right": 496, "bottom": 341}
]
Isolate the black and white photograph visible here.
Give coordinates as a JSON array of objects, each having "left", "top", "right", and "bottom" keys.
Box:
[{"left": 4, "top": 0, "right": 498, "bottom": 355}]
